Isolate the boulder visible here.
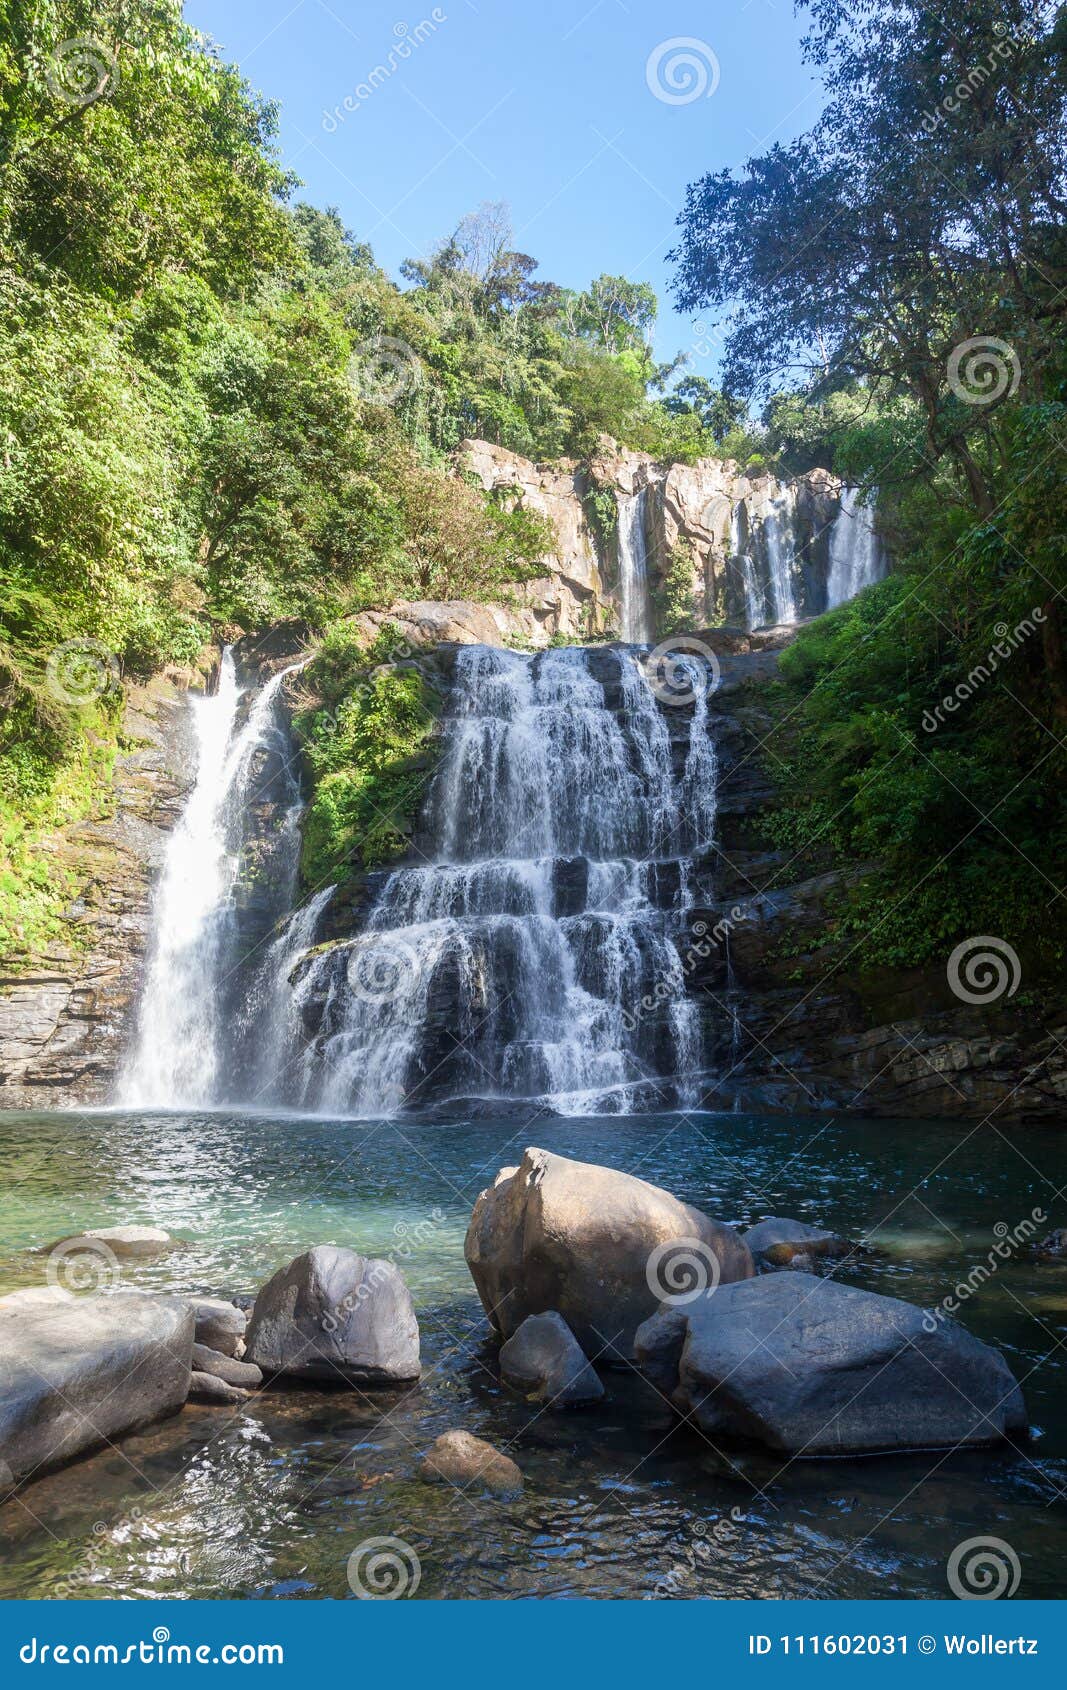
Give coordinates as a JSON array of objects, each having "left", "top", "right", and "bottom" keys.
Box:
[
  {"left": 499, "top": 1312, "right": 605, "bottom": 1407},
  {"left": 743, "top": 1216, "right": 854, "bottom": 1267},
  {"left": 1035, "top": 1228, "right": 1067, "bottom": 1260},
  {"left": 465, "top": 1147, "right": 754, "bottom": 1361},
  {"left": 0, "top": 1286, "right": 74, "bottom": 1312},
  {"left": 0, "top": 1293, "right": 193, "bottom": 1487},
  {"left": 245, "top": 1247, "right": 420, "bottom": 1385},
  {"left": 420, "top": 1430, "right": 523, "bottom": 1499},
  {"left": 191, "top": 1343, "right": 262, "bottom": 1389},
  {"left": 189, "top": 1296, "right": 247, "bottom": 1358},
  {"left": 634, "top": 1273, "right": 1027, "bottom": 1456},
  {"left": 188, "top": 1371, "right": 250, "bottom": 1406}
]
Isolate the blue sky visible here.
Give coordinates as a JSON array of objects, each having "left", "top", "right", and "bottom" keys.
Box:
[{"left": 188, "top": 0, "right": 821, "bottom": 368}]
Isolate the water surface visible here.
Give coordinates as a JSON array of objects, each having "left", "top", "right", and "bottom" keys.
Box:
[{"left": 1, "top": 1107, "right": 1064, "bottom": 1601}]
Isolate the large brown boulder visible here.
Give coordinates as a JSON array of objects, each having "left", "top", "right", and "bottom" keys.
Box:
[{"left": 464, "top": 1147, "right": 754, "bottom": 1362}]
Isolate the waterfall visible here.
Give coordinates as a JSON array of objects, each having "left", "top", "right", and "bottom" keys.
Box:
[
  {"left": 763, "top": 489, "right": 798, "bottom": 624},
  {"left": 119, "top": 650, "right": 306, "bottom": 1109},
  {"left": 827, "top": 487, "right": 883, "bottom": 609},
  {"left": 730, "top": 502, "right": 767, "bottom": 629},
  {"left": 616, "top": 489, "right": 653, "bottom": 643},
  {"left": 296, "top": 645, "right": 720, "bottom": 1118}
]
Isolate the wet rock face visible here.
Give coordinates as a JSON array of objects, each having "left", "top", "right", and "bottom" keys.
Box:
[{"left": 0, "top": 671, "right": 197, "bottom": 1110}]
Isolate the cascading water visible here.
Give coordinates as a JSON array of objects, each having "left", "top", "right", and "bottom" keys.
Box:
[
  {"left": 616, "top": 489, "right": 653, "bottom": 643},
  {"left": 295, "top": 645, "right": 719, "bottom": 1118},
  {"left": 730, "top": 503, "right": 768, "bottom": 629},
  {"left": 763, "top": 489, "right": 799, "bottom": 624},
  {"left": 120, "top": 650, "right": 312, "bottom": 1108},
  {"left": 826, "top": 487, "right": 883, "bottom": 609}
]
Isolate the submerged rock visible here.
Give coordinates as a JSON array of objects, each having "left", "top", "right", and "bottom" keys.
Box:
[
  {"left": 0, "top": 1293, "right": 193, "bottom": 1487},
  {"left": 743, "top": 1216, "right": 854, "bottom": 1267},
  {"left": 499, "top": 1311, "right": 605, "bottom": 1407},
  {"left": 43, "top": 1225, "right": 182, "bottom": 1260},
  {"left": 420, "top": 1430, "right": 523, "bottom": 1499},
  {"left": 465, "top": 1147, "right": 754, "bottom": 1361},
  {"left": 245, "top": 1246, "right": 420, "bottom": 1385},
  {"left": 634, "top": 1273, "right": 1027, "bottom": 1456},
  {"left": 189, "top": 1297, "right": 247, "bottom": 1358}
]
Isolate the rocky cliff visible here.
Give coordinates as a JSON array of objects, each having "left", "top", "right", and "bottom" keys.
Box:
[
  {"left": 683, "top": 639, "right": 1067, "bottom": 1123},
  {"left": 459, "top": 438, "right": 860, "bottom": 636}
]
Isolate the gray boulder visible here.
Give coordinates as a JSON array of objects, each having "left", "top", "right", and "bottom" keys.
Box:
[
  {"left": 191, "top": 1343, "right": 262, "bottom": 1388},
  {"left": 420, "top": 1430, "right": 523, "bottom": 1498},
  {"left": 465, "top": 1148, "right": 754, "bottom": 1361},
  {"left": 188, "top": 1371, "right": 250, "bottom": 1405},
  {"left": 189, "top": 1297, "right": 247, "bottom": 1358},
  {"left": 634, "top": 1273, "right": 1027, "bottom": 1456},
  {"left": 499, "top": 1311, "right": 605, "bottom": 1407},
  {"left": 245, "top": 1246, "right": 420, "bottom": 1385},
  {"left": 0, "top": 1287, "right": 73, "bottom": 1312},
  {"left": 743, "top": 1217, "right": 854, "bottom": 1268},
  {"left": 0, "top": 1293, "right": 193, "bottom": 1487}
]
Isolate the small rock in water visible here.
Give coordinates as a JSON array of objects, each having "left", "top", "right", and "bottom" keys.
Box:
[
  {"left": 43, "top": 1225, "right": 182, "bottom": 1260},
  {"left": 743, "top": 1217, "right": 854, "bottom": 1267},
  {"left": 499, "top": 1311, "right": 605, "bottom": 1407},
  {"left": 191, "top": 1342, "right": 262, "bottom": 1388},
  {"left": 420, "top": 1431, "right": 523, "bottom": 1499},
  {"left": 1035, "top": 1228, "right": 1067, "bottom": 1260},
  {"left": 188, "top": 1371, "right": 251, "bottom": 1406},
  {"left": 245, "top": 1246, "right": 420, "bottom": 1385},
  {"left": 190, "top": 1297, "right": 247, "bottom": 1358}
]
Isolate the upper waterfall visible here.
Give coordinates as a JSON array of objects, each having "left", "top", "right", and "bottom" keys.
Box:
[
  {"left": 826, "top": 487, "right": 884, "bottom": 610},
  {"left": 616, "top": 489, "right": 654, "bottom": 643}
]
